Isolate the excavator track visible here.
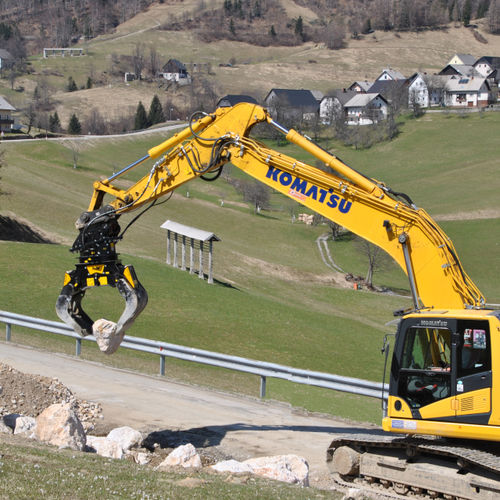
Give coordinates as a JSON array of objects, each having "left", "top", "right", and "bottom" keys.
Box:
[{"left": 326, "top": 433, "right": 500, "bottom": 499}]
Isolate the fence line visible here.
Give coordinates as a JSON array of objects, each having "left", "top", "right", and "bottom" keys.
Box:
[{"left": 0, "top": 310, "right": 388, "bottom": 400}]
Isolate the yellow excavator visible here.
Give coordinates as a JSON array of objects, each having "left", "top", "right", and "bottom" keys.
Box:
[{"left": 56, "top": 103, "right": 500, "bottom": 498}]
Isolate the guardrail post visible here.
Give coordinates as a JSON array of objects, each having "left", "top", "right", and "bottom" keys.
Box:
[
  {"left": 75, "top": 338, "right": 81, "bottom": 356},
  {"left": 160, "top": 354, "right": 166, "bottom": 376},
  {"left": 260, "top": 375, "right": 267, "bottom": 398},
  {"left": 6, "top": 323, "right": 11, "bottom": 341}
]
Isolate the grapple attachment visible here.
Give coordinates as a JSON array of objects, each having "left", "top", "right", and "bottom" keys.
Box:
[
  {"left": 56, "top": 205, "right": 148, "bottom": 340},
  {"left": 56, "top": 262, "right": 148, "bottom": 337}
]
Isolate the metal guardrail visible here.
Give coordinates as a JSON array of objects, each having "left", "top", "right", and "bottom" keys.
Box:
[{"left": 0, "top": 310, "right": 388, "bottom": 400}]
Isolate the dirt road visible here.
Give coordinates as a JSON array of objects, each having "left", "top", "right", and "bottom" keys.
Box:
[{"left": 1, "top": 342, "right": 382, "bottom": 488}]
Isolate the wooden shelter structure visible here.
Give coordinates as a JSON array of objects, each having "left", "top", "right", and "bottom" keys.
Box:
[{"left": 161, "top": 220, "right": 220, "bottom": 284}]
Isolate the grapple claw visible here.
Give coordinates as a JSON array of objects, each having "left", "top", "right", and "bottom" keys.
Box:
[{"left": 56, "top": 262, "right": 148, "bottom": 339}]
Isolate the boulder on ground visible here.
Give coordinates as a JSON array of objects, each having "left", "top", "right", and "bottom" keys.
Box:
[
  {"left": 34, "top": 402, "right": 86, "bottom": 451},
  {"left": 212, "top": 454, "right": 309, "bottom": 486},
  {"left": 156, "top": 443, "right": 202, "bottom": 469},
  {"left": 211, "top": 459, "right": 253, "bottom": 474},
  {"left": 106, "top": 426, "right": 143, "bottom": 452},
  {"left": 13, "top": 415, "right": 36, "bottom": 437},
  {"left": 86, "top": 435, "right": 124, "bottom": 459}
]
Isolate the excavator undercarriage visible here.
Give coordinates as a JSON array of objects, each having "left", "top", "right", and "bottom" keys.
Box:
[{"left": 327, "top": 433, "right": 500, "bottom": 499}]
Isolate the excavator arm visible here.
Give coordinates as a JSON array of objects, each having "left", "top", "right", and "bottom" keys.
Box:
[{"left": 56, "top": 102, "right": 485, "bottom": 341}]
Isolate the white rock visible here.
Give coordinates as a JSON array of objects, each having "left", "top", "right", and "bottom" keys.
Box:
[
  {"left": 14, "top": 416, "right": 36, "bottom": 437},
  {"left": 246, "top": 455, "right": 309, "bottom": 486},
  {"left": 93, "top": 318, "right": 124, "bottom": 355},
  {"left": 211, "top": 454, "right": 309, "bottom": 486},
  {"left": 157, "top": 443, "right": 201, "bottom": 469},
  {"left": 86, "top": 435, "right": 124, "bottom": 459},
  {"left": 134, "top": 452, "right": 151, "bottom": 465},
  {"left": 34, "top": 403, "right": 86, "bottom": 451},
  {"left": 343, "top": 487, "right": 364, "bottom": 500},
  {"left": 211, "top": 459, "right": 253, "bottom": 474},
  {"left": 106, "top": 426, "right": 143, "bottom": 452}
]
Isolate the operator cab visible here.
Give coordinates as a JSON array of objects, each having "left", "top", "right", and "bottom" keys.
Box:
[{"left": 389, "top": 316, "right": 492, "bottom": 424}]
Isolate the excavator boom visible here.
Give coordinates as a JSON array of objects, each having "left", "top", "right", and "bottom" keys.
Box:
[{"left": 56, "top": 102, "right": 485, "bottom": 341}]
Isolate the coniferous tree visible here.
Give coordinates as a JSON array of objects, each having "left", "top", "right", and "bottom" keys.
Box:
[
  {"left": 67, "top": 76, "right": 77, "bottom": 92},
  {"left": 68, "top": 113, "right": 81, "bottom": 134},
  {"left": 463, "top": 0, "right": 472, "bottom": 25},
  {"left": 86, "top": 77, "right": 93, "bottom": 89},
  {"left": 148, "top": 95, "right": 165, "bottom": 125},
  {"left": 49, "top": 111, "right": 61, "bottom": 132},
  {"left": 134, "top": 101, "right": 149, "bottom": 130}
]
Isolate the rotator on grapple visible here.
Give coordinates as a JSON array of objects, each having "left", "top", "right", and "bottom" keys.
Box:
[{"left": 56, "top": 205, "right": 148, "bottom": 339}]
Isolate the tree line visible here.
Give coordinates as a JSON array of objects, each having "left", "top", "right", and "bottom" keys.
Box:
[{"left": 163, "top": 0, "right": 500, "bottom": 48}]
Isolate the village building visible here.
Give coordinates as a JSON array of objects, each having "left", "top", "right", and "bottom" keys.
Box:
[
  {"left": 264, "top": 89, "right": 319, "bottom": 122},
  {"left": 375, "top": 68, "right": 405, "bottom": 81},
  {"left": 439, "top": 64, "right": 482, "bottom": 78},
  {"left": 444, "top": 76, "right": 491, "bottom": 108},
  {"left": 447, "top": 53, "right": 477, "bottom": 66},
  {"left": 347, "top": 81, "right": 372, "bottom": 93},
  {"left": 473, "top": 56, "right": 500, "bottom": 87},
  {"left": 319, "top": 90, "right": 358, "bottom": 124},
  {"left": 0, "top": 49, "right": 14, "bottom": 73},
  {"left": 344, "top": 93, "right": 388, "bottom": 125},
  {"left": 158, "top": 59, "right": 191, "bottom": 84},
  {"left": 0, "top": 96, "right": 16, "bottom": 132},
  {"left": 407, "top": 73, "right": 430, "bottom": 109}
]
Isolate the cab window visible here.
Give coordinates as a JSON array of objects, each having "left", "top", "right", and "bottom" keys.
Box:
[
  {"left": 402, "top": 327, "right": 451, "bottom": 371},
  {"left": 457, "top": 321, "right": 491, "bottom": 378}
]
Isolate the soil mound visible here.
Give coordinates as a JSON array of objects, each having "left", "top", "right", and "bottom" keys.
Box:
[{"left": 0, "top": 215, "right": 54, "bottom": 243}]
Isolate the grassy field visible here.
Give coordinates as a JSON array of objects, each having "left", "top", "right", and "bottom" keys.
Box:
[
  {"left": 0, "top": 434, "right": 342, "bottom": 499},
  {"left": 0, "top": 111, "right": 499, "bottom": 426}
]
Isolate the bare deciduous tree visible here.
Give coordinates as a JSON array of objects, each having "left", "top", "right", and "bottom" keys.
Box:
[
  {"left": 132, "top": 43, "right": 145, "bottom": 79},
  {"left": 355, "top": 236, "right": 391, "bottom": 288}
]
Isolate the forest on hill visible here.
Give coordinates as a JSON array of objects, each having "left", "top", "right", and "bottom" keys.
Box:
[{"left": 0, "top": 0, "right": 499, "bottom": 55}]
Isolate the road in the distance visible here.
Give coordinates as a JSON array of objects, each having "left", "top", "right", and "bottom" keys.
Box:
[{"left": 1, "top": 342, "right": 381, "bottom": 487}]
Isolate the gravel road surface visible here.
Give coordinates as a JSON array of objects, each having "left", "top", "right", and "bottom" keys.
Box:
[{"left": 1, "top": 342, "right": 381, "bottom": 488}]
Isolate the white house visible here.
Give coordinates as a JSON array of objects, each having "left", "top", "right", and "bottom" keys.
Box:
[
  {"left": 375, "top": 68, "right": 405, "bottom": 81},
  {"left": 473, "top": 56, "right": 500, "bottom": 83},
  {"left": 447, "top": 54, "right": 477, "bottom": 66},
  {"left": 0, "top": 96, "right": 16, "bottom": 132},
  {"left": 158, "top": 59, "right": 191, "bottom": 85},
  {"left": 319, "top": 90, "right": 358, "bottom": 124},
  {"left": 0, "top": 49, "right": 13, "bottom": 72},
  {"left": 344, "top": 93, "right": 388, "bottom": 125},
  {"left": 348, "top": 81, "right": 372, "bottom": 93},
  {"left": 444, "top": 76, "right": 491, "bottom": 107},
  {"left": 407, "top": 73, "right": 429, "bottom": 108}
]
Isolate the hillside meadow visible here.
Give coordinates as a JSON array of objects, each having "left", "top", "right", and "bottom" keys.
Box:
[{"left": 0, "top": 111, "right": 499, "bottom": 424}]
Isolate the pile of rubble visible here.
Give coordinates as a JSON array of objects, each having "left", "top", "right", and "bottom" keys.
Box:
[
  {"left": 0, "top": 363, "right": 310, "bottom": 487},
  {"left": 0, "top": 363, "right": 102, "bottom": 432}
]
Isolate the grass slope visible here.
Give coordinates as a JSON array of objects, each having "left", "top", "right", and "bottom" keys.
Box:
[
  {"left": 0, "top": 434, "right": 341, "bottom": 499},
  {"left": 0, "top": 112, "right": 498, "bottom": 424}
]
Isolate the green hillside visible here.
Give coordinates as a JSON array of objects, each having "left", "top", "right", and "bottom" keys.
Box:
[{"left": 0, "top": 111, "right": 499, "bottom": 424}]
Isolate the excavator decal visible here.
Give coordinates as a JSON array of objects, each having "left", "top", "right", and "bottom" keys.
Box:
[{"left": 265, "top": 166, "right": 353, "bottom": 213}]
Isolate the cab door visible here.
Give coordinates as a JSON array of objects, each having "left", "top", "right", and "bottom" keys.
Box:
[{"left": 453, "top": 320, "right": 492, "bottom": 423}]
